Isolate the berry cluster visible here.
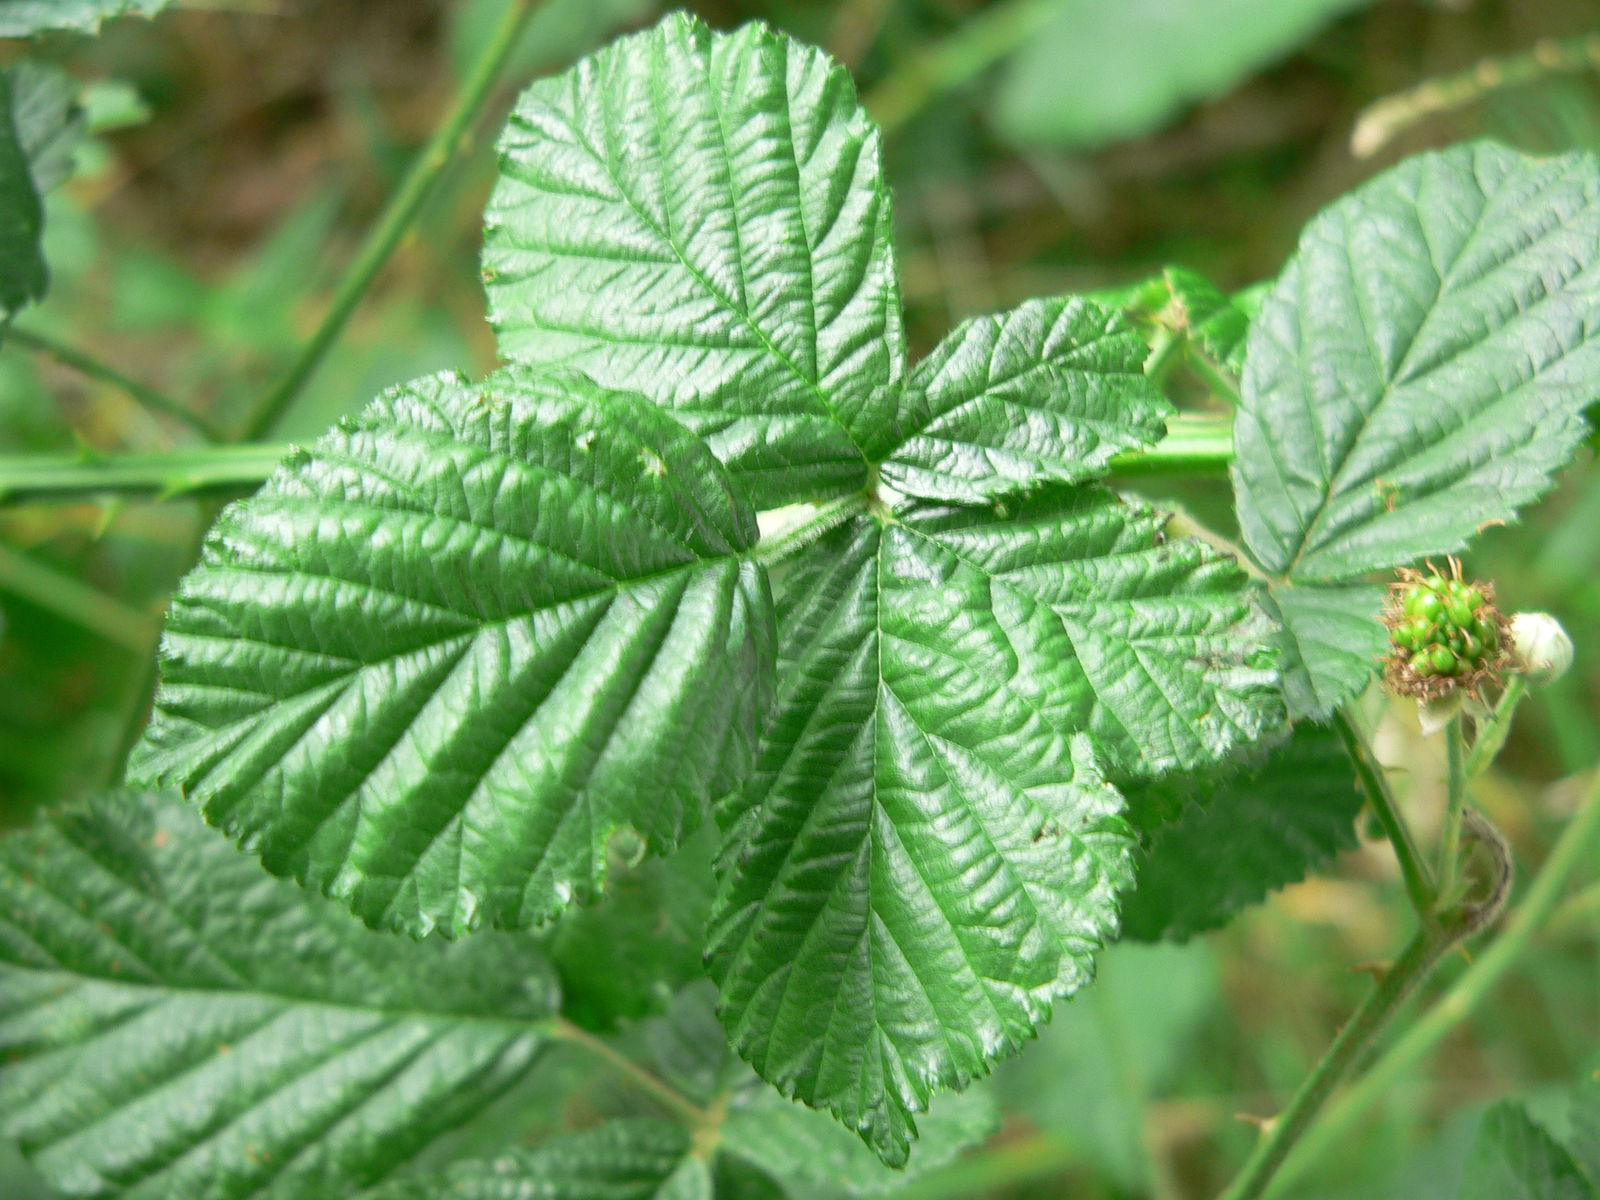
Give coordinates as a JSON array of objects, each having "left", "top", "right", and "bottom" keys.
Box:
[{"left": 1384, "top": 562, "right": 1509, "bottom": 699}]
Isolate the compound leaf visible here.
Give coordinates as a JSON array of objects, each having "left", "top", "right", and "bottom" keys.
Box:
[
  {"left": 877, "top": 296, "right": 1170, "bottom": 504},
  {"left": 130, "top": 364, "right": 776, "bottom": 938},
  {"left": 360, "top": 1121, "right": 702, "bottom": 1200},
  {"left": 484, "top": 11, "right": 903, "bottom": 508},
  {"left": 0, "top": 791, "right": 558, "bottom": 1200},
  {"left": 993, "top": 0, "right": 1370, "bottom": 151},
  {"left": 1120, "top": 720, "right": 1362, "bottom": 941},
  {"left": 709, "top": 491, "right": 1280, "bottom": 1165},
  {"left": 0, "top": 1, "right": 169, "bottom": 37},
  {"left": 1236, "top": 142, "right": 1600, "bottom": 586},
  {"left": 1462, "top": 1104, "right": 1598, "bottom": 1200}
]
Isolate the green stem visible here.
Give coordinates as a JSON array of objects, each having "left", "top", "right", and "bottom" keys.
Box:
[
  {"left": 864, "top": 0, "right": 1055, "bottom": 135},
  {"left": 236, "top": 0, "right": 545, "bottom": 440},
  {"left": 1186, "top": 347, "right": 1243, "bottom": 408},
  {"left": 0, "top": 539, "right": 156, "bottom": 652},
  {"left": 1106, "top": 413, "right": 1234, "bottom": 478},
  {"left": 0, "top": 416, "right": 1239, "bottom": 509},
  {"left": 1436, "top": 715, "right": 1468, "bottom": 907},
  {"left": 1334, "top": 709, "right": 1437, "bottom": 919},
  {"left": 1217, "top": 926, "right": 1454, "bottom": 1200},
  {"left": 7, "top": 325, "right": 226, "bottom": 442},
  {"left": 753, "top": 492, "right": 870, "bottom": 566},
  {"left": 1465, "top": 675, "right": 1529, "bottom": 777},
  {"left": 0, "top": 443, "right": 289, "bottom": 505},
  {"left": 1267, "top": 765, "right": 1600, "bottom": 1196},
  {"left": 547, "top": 1017, "right": 708, "bottom": 1127}
]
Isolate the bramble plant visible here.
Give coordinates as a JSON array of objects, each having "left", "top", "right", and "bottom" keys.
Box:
[{"left": 2, "top": 5, "right": 1599, "bottom": 1200}]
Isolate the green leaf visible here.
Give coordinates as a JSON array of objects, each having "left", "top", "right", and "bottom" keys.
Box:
[
  {"left": 1569, "top": 1082, "right": 1600, "bottom": 1187},
  {"left": 721, "top": 1085, "right": 997, "bottom": 1197},
  {"left": 0, "top": 791, "right": 559, "bottom": 1199},
  {"left": 0, "top": 63, "right": 83, "bottom": 324},
  {"left": 0, "top": 1, "right": 169, "bottom": 37},
  {"left": 129, "top": 364, "right": 776, "bottom": 937},
  {"left": 709, "top": 492, "right": 1280, "bottom": 1165},
  {"left": 1163, "top": 266, "right": 1254, "bottom": 374},
  {"left": 877, "top": 296, "right": 1170, "bottom": 505},
  {"left": 359, "top": 1121, "right": 701, "bottom": 1200},
  {"left": 1119, "top": 721, "right": 1362, "bottom": 941},
  {"left": 483, "top": 11, "right": 903, "bottom": 508},
  {"left": 1463, "top": 1104, "right": 1598, "bottom": 1200},
  {"left": 1237, "top": 142, "right": 1600, "bottom": 585},
  {"left": 993, "top": 0, "right": 1370, "bottom": 150},
  {"left": 1264, "top": 584, "right": 1388, "bottom": 721}
]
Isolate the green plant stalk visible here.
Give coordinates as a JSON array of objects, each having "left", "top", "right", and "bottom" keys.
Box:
[
  {"left": 864, "top": 0, "right": 1054, "bottom": 135},
  {"left": 1266, "top": 764, "right": 1600, "bottom": 1196},
  {"left": 0, "top": 539, "right": 156, "bottom": 652},
  {"left": 1436, "top": 714, "right": 1468, "bottom": 907},
  {"left": 1334, "top": 709, "right": 1437, "bottom": 918},
  {"left": 0, "top": 415, "right": 1240, "bottom": 507},
  {"left": 0, "top": 443, "right": 290, "bottom": 505},
  {"left": 236, "top": 0, "right": 546, "bottom": 441},
  {"left": 1217, "top": 925, "right": 1453, "bottom": 1200},
  {"left": 7, "top": 325, "right": 226, "bottom": 442},
  {"left": 1185, "top": 347, "right": 1243, "bottom": 408},
  {"left": 547, "top": 1016, "right": 708, "bottom": 1128},
  {"left": 1465, "top": 675, "right": 1529, "bottom": 777}
]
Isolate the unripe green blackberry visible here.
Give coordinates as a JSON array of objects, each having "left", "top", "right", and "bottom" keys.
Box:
[{"left": 1383, "top": 559, "right": 1510, "bottom": 700}]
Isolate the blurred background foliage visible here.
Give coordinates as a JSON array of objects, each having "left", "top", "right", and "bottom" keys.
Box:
[{"left": 0, "top": 1, "right": 1596, "bottom": 1197}]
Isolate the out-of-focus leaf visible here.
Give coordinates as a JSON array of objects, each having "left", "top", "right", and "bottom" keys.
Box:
[
  {"left": 993, "top": 0, "right": 1371, "bottom": 150},
  {"left": 1462, "top": 1103, "right": 1597, "bottom": 1200},
  {"left": 0, "top": 1, "right": 169, "bottom": 38}
]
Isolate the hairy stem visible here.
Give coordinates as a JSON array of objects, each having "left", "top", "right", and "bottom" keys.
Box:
[
  {"left": 547, "top": 1017, "right": 708, "bottom": 1127},
  {"left": 1436, "top": 714, "right": 1468, "bottom": 907},
  {"left": 1334, "top": 709, "right": 1437, "bottom": 919},
  {"left": 7, "top": 325, "right": 226, "bottom": 442},
  {"left": 1266, "top": 765, "right": 1600, "bottom": 1195},
  {"left": 237, "top": 0, "right": 545, "bottom": 440}
]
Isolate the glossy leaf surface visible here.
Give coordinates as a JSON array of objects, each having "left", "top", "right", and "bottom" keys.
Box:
[
  {"left": 1238, "top": 142, "right": 1600, "bottom": 583},
  {"left": 0, "top": 792, "right": 558, "bottom": 1199},
  {"left": 878, "top": 296, "right": 1169, "bottom": 504},
  {"left": 484, "top": 11, "right": 902, "bottom": 508},
  {"left": 131, "top": 365, "right": 775, "bottom": 936},
  {"left": 710, "top": 491, "right": 1280, "bottom": 1163},
  {"left": 1234, "top": 143, "right": 1600, "bottom": 715}
]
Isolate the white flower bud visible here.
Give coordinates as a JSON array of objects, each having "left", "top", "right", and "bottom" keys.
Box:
[{"left": 1509, "top": 612, "right": 1574, "bottom": 686}]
